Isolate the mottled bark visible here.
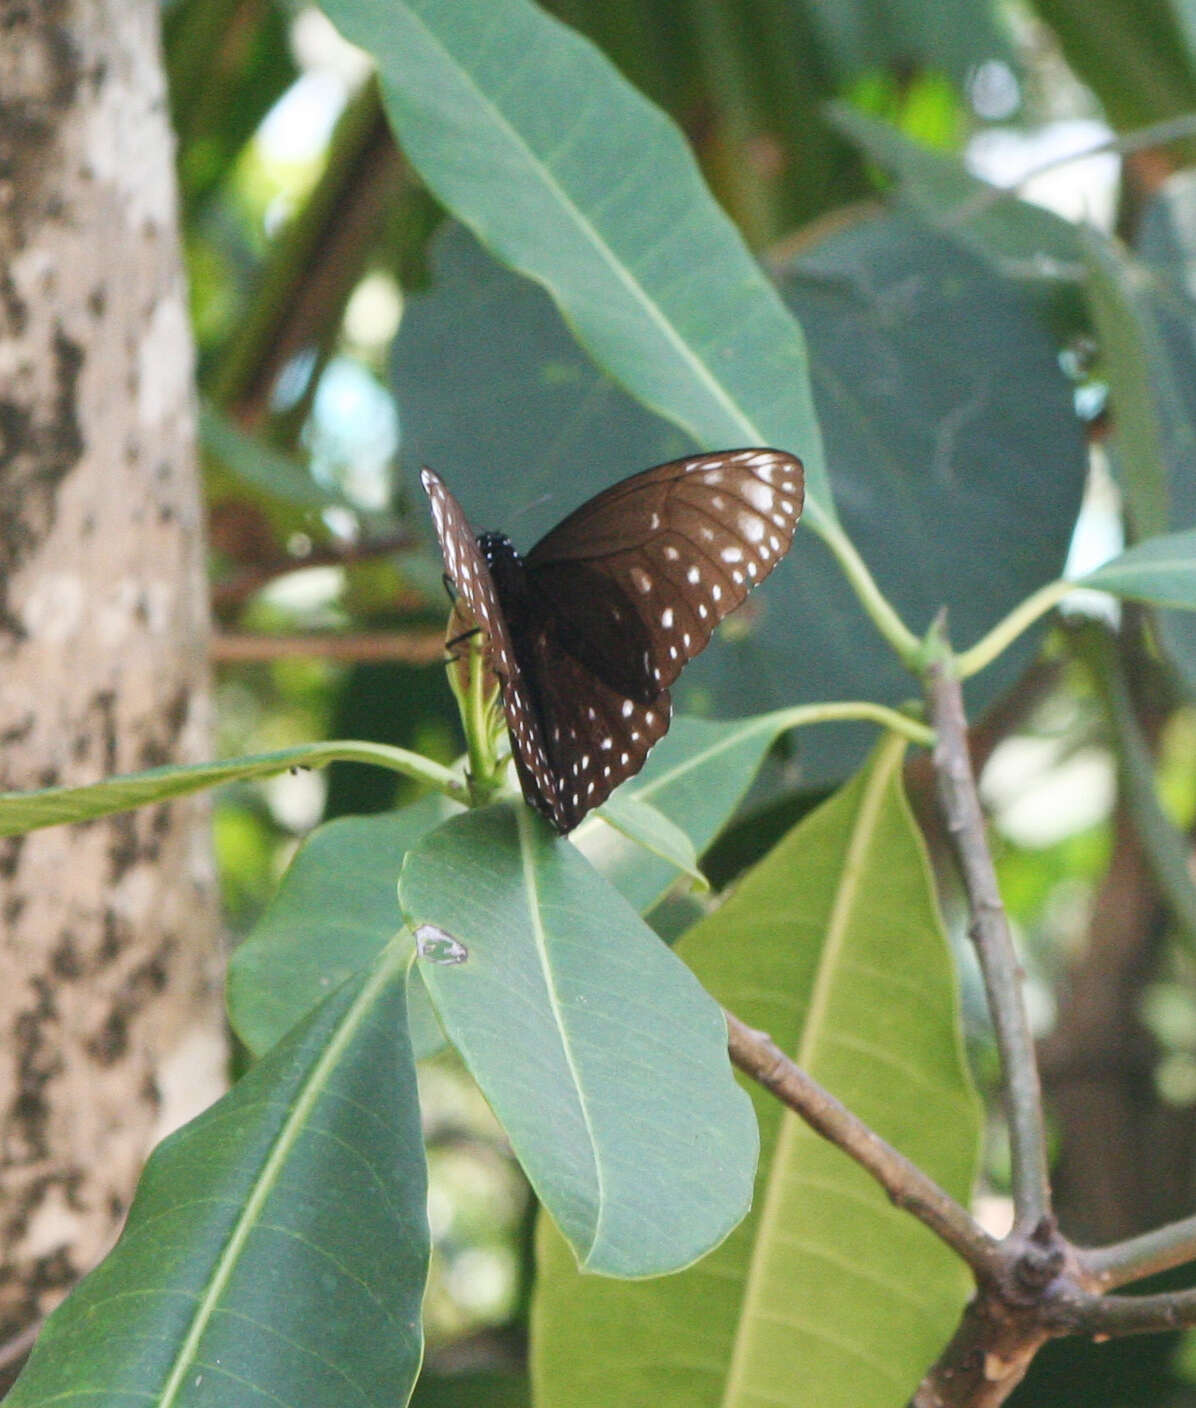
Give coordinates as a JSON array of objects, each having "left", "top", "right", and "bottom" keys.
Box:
[{"left": 0, "top": 0, "right": 223, "bottom": 1360}]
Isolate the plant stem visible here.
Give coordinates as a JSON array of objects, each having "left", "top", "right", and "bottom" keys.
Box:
[
  {"left": 762, "top": 698, "right": 935, "bottom": 748},
  {"left": 954, "top": 578, "right": 1071, "bottom": 679},
  {"left": 464, "top": 631, "right": 496, "bottom": 796},
  {"left": 725, "top": 1011, "right": 1002, "bottom": 1279},
  {"left": 927, "top": 659, "right": 1051, "bottom": 1232},
  {"left": 809, "top": 505, "right": 924, "bottom": 669}
]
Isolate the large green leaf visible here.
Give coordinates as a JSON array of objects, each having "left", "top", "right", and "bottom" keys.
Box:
[
  {"left": 318, "top": 0, "right": 830, "bottom": 517},
  {"left": 228, "top": 796, "right": 458, "bottom": 1059},
  {"left": 398, "top": 803, "right": 758, "bottom": 1277},
  {"left": 396, "top": 216, "right": 1086, "bottom": 784},
  {"left": 532, "top": 734, "right": 979, "bottom": 1408},
  {"left": 8, "top": 947, "right": 428, "bottom": 1408},
  {"left": 715, "top": 211, "right": 1085, "bottom": 752}
]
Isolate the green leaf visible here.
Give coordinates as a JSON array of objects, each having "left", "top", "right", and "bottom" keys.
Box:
[
  {"left": 1133, "top": 172, "right": 1196, "bottom": 681},
  {"left": 593, "top": 791, "right": 707, "bottom": 890},
  {"left": 532, "top": 734, "right": 979, "bottom": 1408},
  {"left": 575, "top": 714, "right": 783, "bottom": 914},
  {"left": 1081, "top": 529, "right": 1196, "bottom": 606},
  {"left": 1081, "top": 229, "right": 1177, "bottom": 542},
  {"left": 398, "top": 802, "right": 757, "bottom": 1277},
  {"left": 318, "top": 0, "right": 830, "bottom": 518},
  {"left": 0, "top": 741, "right": 460, "bottom": 837},
  {"left": 8, "top": 947, "right": 429, "bottom": 1408},
  {"left": 229, "top": 796, "right": 457, "bottom": 1058}
]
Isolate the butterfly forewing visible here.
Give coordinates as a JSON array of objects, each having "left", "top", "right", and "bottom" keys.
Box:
[
  {"left": 526, "top": 449, "right": 804, "bottom": 693},
  {"left": 421, "top": 449, "right": 803, "bottom": 834},
  {"left": 420, "top": 467, "right": 561, "bottom": 822}
]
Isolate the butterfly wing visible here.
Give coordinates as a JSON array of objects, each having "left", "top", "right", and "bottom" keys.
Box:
[
  {"left": 525, "top": 448, "right": 804, "bottom": 695},
  {"left": 420, "top": 467, "right": 562, "bottom": 824},
  {"left": 525, "top": 642, "right": 673, "bottom": 832}
]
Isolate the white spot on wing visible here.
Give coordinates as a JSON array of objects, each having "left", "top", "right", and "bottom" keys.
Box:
[{"left": 741, "top": 479, "right": 775, "bottom": 511}]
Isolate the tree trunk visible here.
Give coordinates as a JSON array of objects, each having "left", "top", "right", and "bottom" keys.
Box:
[{"left": 0, "top": 0, "right": 223, "bottom": 1375}]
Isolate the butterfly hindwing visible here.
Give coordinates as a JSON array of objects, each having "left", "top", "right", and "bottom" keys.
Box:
[{"left": 527, "top": 640, "right": 672, "bottom": 832}]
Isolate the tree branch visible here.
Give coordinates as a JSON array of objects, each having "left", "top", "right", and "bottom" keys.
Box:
[
  {"left": 927, "top": 657, "right": 1051, "bottom": 1232},
  {"left": 725, "top": 1011, "right": 1001, "bottom": 1279},
  {"left": 210, "top": 631, "right": 445, "bottom": 664}
]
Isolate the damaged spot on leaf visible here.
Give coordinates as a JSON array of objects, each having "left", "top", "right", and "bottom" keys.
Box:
[{"left": 415, "top": 923, "right": 469, "bottom": 965}]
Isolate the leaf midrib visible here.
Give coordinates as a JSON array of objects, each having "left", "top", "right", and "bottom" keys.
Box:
[{"left": 517, "top": 806, "right": 606, "bottom": 1262}]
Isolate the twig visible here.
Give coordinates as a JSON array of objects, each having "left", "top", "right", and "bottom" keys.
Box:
[
  {"left": 725, "top": 1011, "right": 1001, "bottom": 1279},
  {"left": 1081, "top": 1213, "right": 1196, "bottom": 1290},
  {"left": 212, "top": 531, "right": 419, "bottom": 611},
  {"left": 210, "top": 631, "right": 445, "bottom": 664},
  {"left": 1046, "top": 1286, "right": 1196, "bottom": 1337},
  {"left": 927, "top": 656, "right": 1051, "bottom": 1233}
]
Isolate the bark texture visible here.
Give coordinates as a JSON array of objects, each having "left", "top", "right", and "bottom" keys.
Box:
[{"left": 0, "top": 0, "right": 223, "bottom": 1354}]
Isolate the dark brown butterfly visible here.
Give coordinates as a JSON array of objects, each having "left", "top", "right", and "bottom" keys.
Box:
[{"left": 422, "top": 449, "right": 804, "bottom": 833}]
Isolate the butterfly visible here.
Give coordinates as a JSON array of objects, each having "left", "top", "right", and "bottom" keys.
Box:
[{"left": 422, "top": 449, "right": 804, "bottom": 833}]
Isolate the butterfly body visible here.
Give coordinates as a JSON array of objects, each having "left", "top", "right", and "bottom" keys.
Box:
[{"left": 422, "top": 449, "right": 804, "bottom": 833}]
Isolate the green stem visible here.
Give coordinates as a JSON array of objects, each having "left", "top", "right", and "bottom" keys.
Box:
[
  {"left": 809, "top": 503, "right": 923, "bottom": 670},
  {"left": 954, "top": 578, "right": 1072, "bottom": 680},
  {"left": 762, "top": 698, "right": 935, "bottom": 749},
  {"left": 0, "top": 741, "right": 469, "bottom": 839}
]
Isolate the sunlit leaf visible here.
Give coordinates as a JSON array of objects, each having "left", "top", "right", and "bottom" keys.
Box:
[{"left": 533, "top": 734, "right": 979, "bottom": 1407}]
